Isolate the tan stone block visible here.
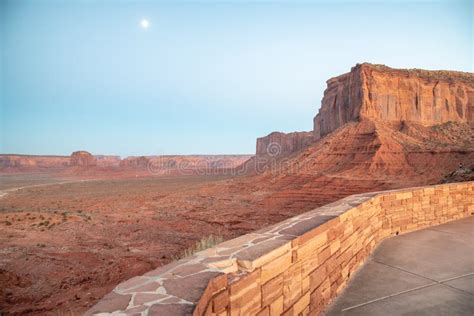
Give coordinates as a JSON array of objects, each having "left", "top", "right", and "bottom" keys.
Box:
[
  {"left": 317, "top": 246, "right": 331, "bottom": 264},
  {"left": 405, "top": 223, "right": 418, "bottom": 231},
  {"left": 309, "top": 265, "right": 327, "bottom": 292},
  {"left": 327, "top": 224, "right": 345, "bottom": 242},
  {"left": 339, "top": 207, "right": 358, "bottom": 222},
  {"left": 229, "top": 281, "right": 261, "bottom": 316},
  {"left": 262, "top": 274, "right": 283, "bottom": 307},
  {"left": 302, "top": 276, "right": 310, "bottom": 294},
  {"left": 412, "top": 190, "right": 424, "bottom": 197},
  {"left": 261, "top": 252, "right": 292, "bottom": 283},
  {"left": 269, "top": 295, "right": 284, "bottom": 316},
  {"left": 281, "top": 306, "right": 294, "bottom": 316},
  {"left": 240, "top": 292, "right": 262, "bottom": 316},
  {"left": 256, "top": 306, "right": 270, "bottom": 316},
  {"left": 229, "top": 269, "right": 260, "bottom": 297},
  {"left": 301, "top": 306, "right": 310, "bottom": 316},
  {"left": 293, "top": 291, "right": 310, "bottom": 315},
  {"left": 424, "top": 187, "right": 435, "bottom": 195},
  {"left": 212, "top": 290, "right": 229, "bottom": 313},
  {"left": 329, "top": 239, "right": 341, "bottom": 255},
  {"left": 294, "top": 232, "right": 328, "bottom": 262},
  {"left": 340, "top": 233, "right": 357, "bottom": 253},
  {"left": 193, "top": 274, "right": 229, "bottom": 316},
  {"left": 309, "top": 281, "right": 330, "bottom": 315},
  {"left": 343, "top": 221, "right": 354, "bottom": 236},
  {"left": 301, "top": 252, "right": 319, "bottom": 278},
  {"left": 283, "top": 262, "right": 302, "bottom": 310},
  {"left": 237, "top": 241, "right": 292, "bottom": 271},
  {"left": 382, "top": 194, "right": 397, "bottom": 201},
  {"left": 324, "top": 253, "right": 340, "bottom": 276},
  {"left": 294, "top": 218, "right": 338, "bottom": 247}
]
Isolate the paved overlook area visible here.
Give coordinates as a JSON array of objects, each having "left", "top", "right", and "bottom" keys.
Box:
[{"left": 326, "top": 216, "right": 474, "bottom": 316}]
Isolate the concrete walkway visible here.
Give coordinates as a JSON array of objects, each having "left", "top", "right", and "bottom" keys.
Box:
[{"left": 326, "top": 216, "right": 474, "bottom": 316}]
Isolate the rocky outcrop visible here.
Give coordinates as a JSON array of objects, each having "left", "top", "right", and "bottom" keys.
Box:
[
  {"left": 314, "top": 63, "right": 474, "bottom": 139},
  {"left": 70, "top": 151, "right": 97, "bottom": 167},
  {"left": 0, "top": 154, "right": 70, "bottom": 170},
  {"left": 95, "top": 155, "right": 121, "bottom": 168},
  {"left": 119, "top": 155, "right": 252, "bottom": 173},
  {"left": 119, "top": 156, "right": 149, "bottom": 169},
  {"left": 442, "top": 164, "right": 474, "bottom": 183},
  {"left": 256, "top": 131, "right": 313, "bottom": 157},
  {"left": 0, "top": 153, "right": 252, "bottom": 175}
]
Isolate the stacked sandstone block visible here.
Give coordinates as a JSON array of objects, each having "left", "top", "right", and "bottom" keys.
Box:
[{"left": 87, "top": 182, "right": 473, "bottom": 316}]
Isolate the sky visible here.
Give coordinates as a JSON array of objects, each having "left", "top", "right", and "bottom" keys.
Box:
[{"left": 0, "top": 0, "right": 472, "bottom": 156}]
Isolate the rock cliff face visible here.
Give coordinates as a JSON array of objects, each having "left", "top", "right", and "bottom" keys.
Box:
[
  {"left": 95, "top": 155, "right": 121, "bottom": 168},
  {"left": 70, "top": 151, "right": 97, "bottom": 167},
  {"left": 256, "top": 131, "right": 313, "bottom": 157},
  {"left": 119, "top": 155, "right": 252, "bottom": 174},
  {"left": 313, "top": 63, "right": 474, "bottom": 139},
  {"left": 119, "top": 156, "right": 150, "bottom": 169},
  {"left": 0, "top": 155, "right": 70, "bottom": 171}
]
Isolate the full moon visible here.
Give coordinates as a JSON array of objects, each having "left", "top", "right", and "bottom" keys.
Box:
[{"left": 140, "top": 19, "right": 150, "bottom": 29}]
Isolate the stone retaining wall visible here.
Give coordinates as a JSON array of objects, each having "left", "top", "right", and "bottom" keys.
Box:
[{"left": 87, "top": 182, "right": 474, "bottom": 316}]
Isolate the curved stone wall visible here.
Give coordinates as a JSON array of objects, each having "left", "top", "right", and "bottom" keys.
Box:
[{"left": 87, "top": 182, "right": 473, "bottom": 315}]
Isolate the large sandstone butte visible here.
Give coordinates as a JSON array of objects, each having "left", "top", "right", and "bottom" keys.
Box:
[
  {"left": 70, "top": 151, "right": 97, "bottom": 167},
  {"left": 256, "top": 131, "right": 313, "bottom": 157},
  {"left": 313, "top": 63, "right": 473, "bottom": 139}
]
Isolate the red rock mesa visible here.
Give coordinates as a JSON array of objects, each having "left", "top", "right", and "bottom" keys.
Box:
[{"left": 313, "top": 63, "right": 473, "bottom": 140}]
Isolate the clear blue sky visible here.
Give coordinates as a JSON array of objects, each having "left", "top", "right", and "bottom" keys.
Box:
[{"left": 1, "top": 0, "right": 472, "bottom": 156}]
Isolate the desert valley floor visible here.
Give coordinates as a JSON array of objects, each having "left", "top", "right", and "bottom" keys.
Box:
[{"left": 0, "top": 168, "right": 409, "bottom": 315}]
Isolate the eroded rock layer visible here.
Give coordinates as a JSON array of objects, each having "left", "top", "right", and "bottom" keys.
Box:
[
  {"left": 314, "top": 63, "right": 474, "bottom": 139},
  {"left": 256, "top": 131, "right": 313, "bottom": 157},
  {"left": 71, "top": 151, "right": 97, "bottom": 167}
]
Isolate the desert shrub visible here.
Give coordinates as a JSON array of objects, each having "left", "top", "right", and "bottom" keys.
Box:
[
  {"left": 4, "top": 221, "right": 12, "bottom": 226},
  {"left": 178, "top": 235, "right": 224, "bottom": 259},
  {"left": 38, "top": 220, "right": 50, "bottom": 227}
]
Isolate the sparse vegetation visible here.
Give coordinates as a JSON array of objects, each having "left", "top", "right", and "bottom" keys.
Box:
[
  {"left": 38, "top": 220, "right": 50, "bottom": 227},
  {"left": 177, "top": 235, "right": 224, "bottom": 259}
]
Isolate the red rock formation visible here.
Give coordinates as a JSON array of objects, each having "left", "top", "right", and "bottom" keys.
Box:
[
  {"left": 255, "top": 131, "right": 313, "bottom": 157},
  {"left": 70, "top": 151, "right": 97, "bottom": 167},
  {"left": 119, "top": 156, "right": 149, "bottom": 169},
  {"left": 95, "top": 155, "right": 122, "bottom": 168},
  {"left": 0, "top": 154, "right": 70, "bottom": 171},
  {"left": 119, "top": 155, "right": 252, "bottom": 175},
  {"left": 313, "top": 63, "right": 474, "bottom": 139}
]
